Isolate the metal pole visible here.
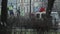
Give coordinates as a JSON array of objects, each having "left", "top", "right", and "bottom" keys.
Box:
[
  {"left": 29, "top": 0, "right": 31, "bottom": 18},
  {"left": 16, "top": 0, "right": 17, "bottom": 11}
]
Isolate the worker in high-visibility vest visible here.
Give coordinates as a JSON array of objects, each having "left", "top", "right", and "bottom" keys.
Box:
[{"left": 8, "top": 6, "right": 14, "bottom": 16}]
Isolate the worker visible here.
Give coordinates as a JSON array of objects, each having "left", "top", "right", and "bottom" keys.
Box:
[{"left": 8, "top": 5, "right": 14, "bottom": 18}]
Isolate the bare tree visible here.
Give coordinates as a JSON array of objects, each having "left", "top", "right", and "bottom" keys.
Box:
[{"left": 0, "top": 0, "right": 8, "bottom": 34}]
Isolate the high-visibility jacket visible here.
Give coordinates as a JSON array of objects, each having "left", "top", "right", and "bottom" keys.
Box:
[{"left": 8, "top": 6, "right": 13, "bottom": 10}]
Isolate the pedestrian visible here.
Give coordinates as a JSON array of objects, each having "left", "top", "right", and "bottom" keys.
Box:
[
  {"left": 8, "top": 5, "right": 14, "bottom": 18},
  {"left": 17, "top": 9, "right": 20, "bottom": 16}
]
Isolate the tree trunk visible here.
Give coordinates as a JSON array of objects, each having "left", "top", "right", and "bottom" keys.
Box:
[
  {"left": 0, "top": 0, "right": 8, "bottom": 34},
  {"left": 1, "top": 0, "right": 7, "bottom": 22},
  {"left": 46, "top": 0, "right": 55, "bottom": 17}
]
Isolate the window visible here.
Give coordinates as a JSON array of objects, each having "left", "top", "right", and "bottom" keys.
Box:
[
  {"left": 7, "top": 0, "right": 31, "bottom": 17},
  {"left": 24, "top": 0, "right": 28, "bottom": 3},
  {"left": 39, "top": 0, "right": 43, "bottom": 2},
  {"left": 39, "top": 0, "right": 48, "bottom": 2},
  {"left": 31, "top": 0, "right": 34, "bottom": 2},
  {"left": 32, "top": 0, "right": 47, "bottom": 13}
]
